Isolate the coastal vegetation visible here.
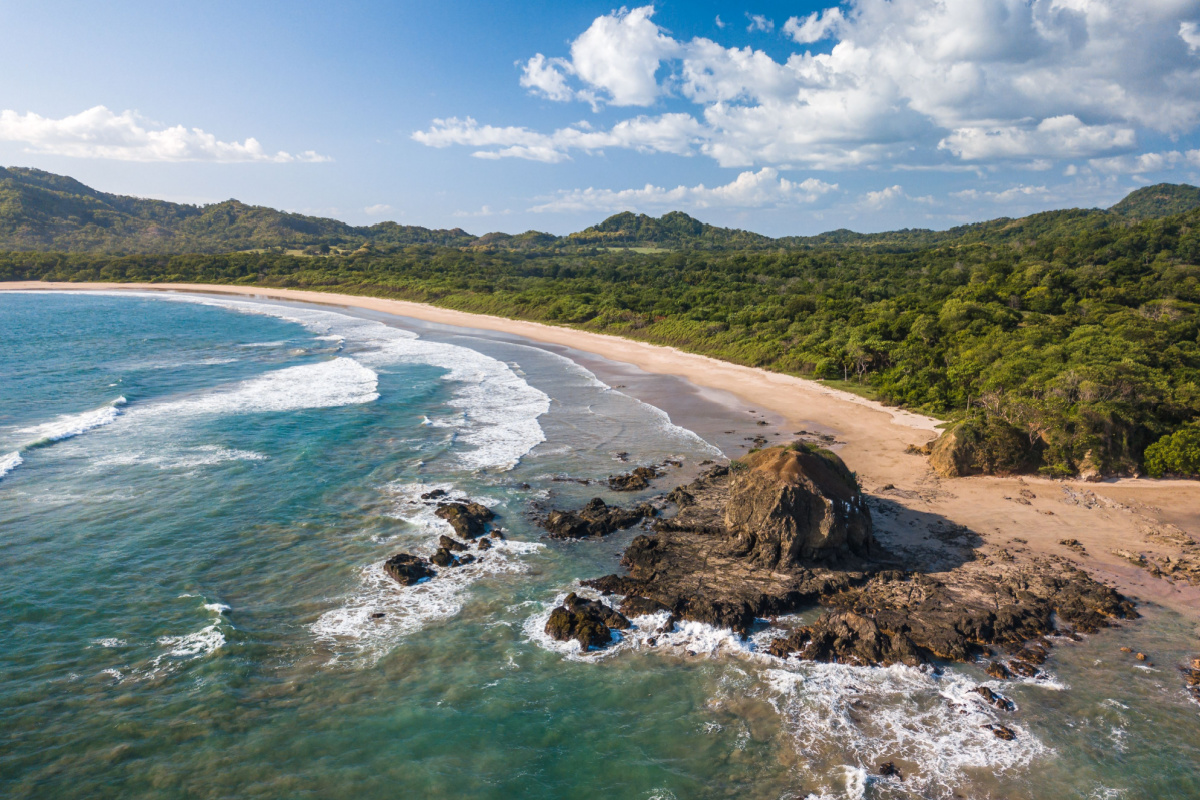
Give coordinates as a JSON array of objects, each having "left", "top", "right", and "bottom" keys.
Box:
[{"left": 2, "top": 169, "right": 1200, "bottom": 479}]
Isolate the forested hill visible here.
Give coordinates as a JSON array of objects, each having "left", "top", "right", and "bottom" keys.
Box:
[
  {"left": 0, "top": 167, "right": 478, "bottom": 254},
  {"left": 4, "top": 166, "right": 1200, "bottom": 255}
]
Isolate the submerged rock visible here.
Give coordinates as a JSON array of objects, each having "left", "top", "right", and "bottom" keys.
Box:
[
  {"left": 543, "top": 497, "right": 655, "bottom": 539},
  {"left": 435, "top": 502, "right": 494, "bottom": 539},
  {"left": 544, "top": 592, "right": 630, "bottom": 650},
  {"left": 384, "top": 553, "right": 435, "bottom": 586}
]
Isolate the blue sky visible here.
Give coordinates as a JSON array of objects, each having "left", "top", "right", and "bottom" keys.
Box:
[{"left": 2, "top": 0, "right": 1200, "bottom": 236}]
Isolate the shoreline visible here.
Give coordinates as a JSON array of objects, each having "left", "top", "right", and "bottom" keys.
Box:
[{"left": 5, "top": 281, "right": 1200, "bottom": 625}]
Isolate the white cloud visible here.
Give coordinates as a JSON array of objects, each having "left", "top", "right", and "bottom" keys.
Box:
[
  {"left": 861, "top": 184, "right": 934, "bottom": 209},
  {"left": 1088, "top": 150, "right": 1186, "bottom": 174},
  {"left": 862, "top": 185, "right": 905, "bottom": 208},
  {"left": 519, "top": 54, "right": 579, "bottom": 104},
  {"left": 413, "top": 114, "right": 703, "bottom": 163},
  {"left": 453, "top": 205, "right": 510, "bottom": 218},
  {"left": 0, "top": 106, "right": 328, "bottom": 163},
  {"left": 715, "top": 15, "right": 726, "bottom": 29},
  {"left": 364, "top": 203, "right": 392, "bottom": 215},
  {"left": 565, "top": 5, "right": 678, "bottom": 107},
  {"left": 746, "top": 14, "right": 774, "bottom": 34},
  {"left": 939, "top": 116, "right": 1136, "bottom": 160},
  {"left": 420, "top": 1, "right": 1200, "bottom": 170},
  {"left": 1182, "top": 20, "right": 1200, "bottom": 51},
  {"left": 783, "top": 8, "right": 844, "bottom": 44},
  {"left": 529, "top": 167, "right": 837, "bottom": 213},
  {"left": 951, "top": 184, "right": 1051, "bottom": 202}
]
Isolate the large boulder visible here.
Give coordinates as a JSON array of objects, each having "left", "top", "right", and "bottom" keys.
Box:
[
  {"left": 723, "top": 444, "right": 873, "bottom": 567},
  {"left": 929, "top": 424, "right": 976, "bottom": 478}
]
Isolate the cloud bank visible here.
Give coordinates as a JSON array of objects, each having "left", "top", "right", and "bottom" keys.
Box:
[
  {"left": 530, "top": 167, "right": 837, "bottom": 213},
  {"left": 417, "top": 1, "right": 1200, "bottom": 170},
  {"left": 0, "top": 106, "right": 329, "bottom": 163}
]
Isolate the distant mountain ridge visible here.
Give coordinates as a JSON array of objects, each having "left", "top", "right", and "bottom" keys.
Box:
[{"left": 2, "top": 166, "right": 1198, "bottom": 255}]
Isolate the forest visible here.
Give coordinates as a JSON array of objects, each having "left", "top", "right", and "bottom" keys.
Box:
[{"left": 4, "top": 193, "right": 1199, "bottom": 479}]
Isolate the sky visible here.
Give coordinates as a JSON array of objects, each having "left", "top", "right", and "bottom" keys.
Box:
[{"left": 2, "top": 0, "right": 1200, "bottom": 237}]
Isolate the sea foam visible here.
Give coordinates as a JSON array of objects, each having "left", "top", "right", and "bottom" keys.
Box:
[
  {"left": 157, "top": 294, "right": 551, "bottom": 472},
  {"left": 310, "top": 481, "right": 543, "bottom": 666},
  {"left": 0, "top": 451, "right": 22, "bottom": 481},
  {"left": 0, "top": 398, "right": 127, "bottom": 482},
  {"left": 17, "top": 397, "right": 126, "bottom": 446}
]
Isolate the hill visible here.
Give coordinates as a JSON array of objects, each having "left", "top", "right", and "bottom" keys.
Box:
[
  {"left": 1, "top": 165, "right": 1198, "bottom": 257},
  {"left": 1109, "top": 183, "right": 1200, "bottom": 218},
  {"left": 568, "top": 210, "right": 773, "bottom": 249},
  {"left": 0, "top": 166, "right": 476, "bottom": 254}
]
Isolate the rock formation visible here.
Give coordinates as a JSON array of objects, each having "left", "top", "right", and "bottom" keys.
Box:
[
  {"left": 548, "top": 441, "right": 1135, "bottom": 663},
  {"left": 543, "top": 498, "right": 656, "bottom": 539},
  {"left": 384, "top": 553, "right": 436, "bottom": 586},
  {"left": 722, "top": 445, "right": 873, "bottom": 566},
  {"left": 435, "top": 501, "right": 494, "bottom": 539},
  {"left": 544, "top": 592, "right": 630, "bottom": 650}
]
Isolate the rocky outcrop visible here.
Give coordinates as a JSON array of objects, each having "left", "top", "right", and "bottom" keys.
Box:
[
  {"left": 435, "top": 502, "right": 494, "bottom": 539},
  {"left": 543, "top": 498, "right": 656, "bottom": 539},
  {"left": 929, "top": 424, "right": 976, "bottom": 478},
  {"left": 766, "top": 557, "right": 1135, "bottom": 665},
  {"left": 766, "top": 610, "right": 922, "bottom": 666},
  {"left": 723, "top": 445, "right": 873, "bottom": 567},
  {"left": 608, "top": 466, "right": 660, "bottom": 492},
  {"left": 584, "top": 452, "right": 874, "bottom": 635},
  {"left": 544, "top": 592, "right": 630, "bottom": 650},
  {"left": 384, "top": 553, "right": 436, "bottom": 586},
  {"left": 558, "top": 442, "right": 1136, "bottom": 668}
]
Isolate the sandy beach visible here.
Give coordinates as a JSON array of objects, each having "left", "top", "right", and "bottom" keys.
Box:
[{"left": 6, "top": 281, "right": 1200, "bottom": 626}]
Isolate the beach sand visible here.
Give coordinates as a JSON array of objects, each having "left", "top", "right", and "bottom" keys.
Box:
[{"left": 6, "top": 281, "right": 1200, "bottom": 626}]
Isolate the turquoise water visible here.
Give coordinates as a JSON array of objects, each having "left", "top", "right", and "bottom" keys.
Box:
[{"left": 2, "top": 291, "right": 1198, "bottom": 799}]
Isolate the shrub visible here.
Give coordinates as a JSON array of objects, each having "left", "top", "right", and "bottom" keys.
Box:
[{"left": 1144, "top": 423, "right": 1200, "bottom": 478}]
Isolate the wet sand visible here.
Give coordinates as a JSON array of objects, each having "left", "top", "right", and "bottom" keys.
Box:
[{"left": 6, "top": 281, "right": 1200, "bottom": 626}]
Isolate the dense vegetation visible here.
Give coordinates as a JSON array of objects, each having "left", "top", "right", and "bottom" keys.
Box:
[{"left": 3, "top": 170, "right": 1200, "bottom": 478}]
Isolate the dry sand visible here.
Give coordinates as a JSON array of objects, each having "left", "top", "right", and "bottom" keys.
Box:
[{"left": 6, "top": 281, "right": 1200, "bottom": 623}]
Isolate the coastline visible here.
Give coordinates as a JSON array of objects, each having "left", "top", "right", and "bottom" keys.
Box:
[{"left": 5, "top": 281, "right": 1200, "bottom": 625}]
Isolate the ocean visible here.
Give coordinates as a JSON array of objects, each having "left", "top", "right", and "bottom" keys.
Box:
[{"left": 2, "top": 290, "right": 1198, "bottom": 799}]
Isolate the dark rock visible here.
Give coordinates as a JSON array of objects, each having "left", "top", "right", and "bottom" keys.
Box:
[
  {"left": 370, "top": 612, "right": 386, "bottom": 620},
  {"left": 756, "top": 420, "right": 769, "bottom": 426},
  {"left": 543, "top": 497, "right": 654, "bottom": 539},
  {"left": 985, "top": 723, "right": 1017, "bottom": 741},
  {"left": 435, "top": 502, "right": 494, "bottom": 539},
  {"left": 457, "top": 553, "right": 476, "bottom": 566},
  {"left": 477, "top": 537, "right": 492, "bottom": 551},
  {"left": 609, "top": 466, "right": 660, "bottom": 491},
  {"left": 619, "top": 595, "right": 670, "bottom": 617},
  {"left": 766, "top": 611, "right": 922, "bottom": 667},
  {"left": 973, "top": 686, "right": 1014, "bottom": 711},
  {"left": 421, "top": 489, "right": 448, "bottom": 500},
  {"left": 544, "top": 592, "right": 630, "bottom": 650},
  {"left": 985, "top": 661, "right": 1011, "bottom": 680},
  {"left": 489, "top": 530, "right": 504, "bottom": 540},
  {"left": 384, "top": 553, "right": 435, "bottom": 586},
  {"left": 878, "top": 761, "right": 903, "bottom": 779},
  {"left": 430, "top": 548, "right": 455, "bottom": 567},
  {"left": 439, "top": 535, "right": 467, "bottom": 552}
]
